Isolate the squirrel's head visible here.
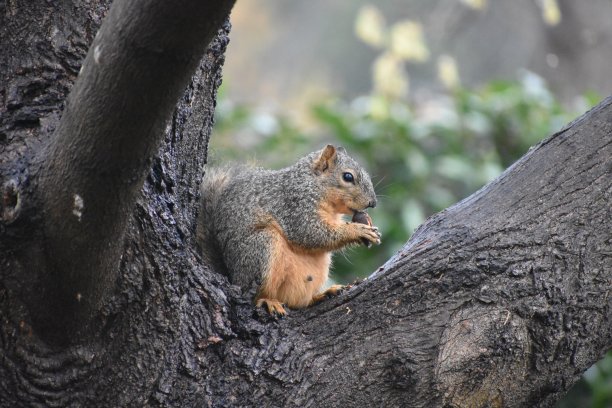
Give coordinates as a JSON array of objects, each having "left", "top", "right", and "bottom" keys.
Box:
[{"left": 312, "top": 144, "right": 377, "bottom": 215}]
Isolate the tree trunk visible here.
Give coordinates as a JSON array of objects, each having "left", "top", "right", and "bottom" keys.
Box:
[{"left": 0, "top": 1, "right": 610, "bottom": 407}]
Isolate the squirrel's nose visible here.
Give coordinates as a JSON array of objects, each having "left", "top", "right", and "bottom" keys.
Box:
[{"left": 368, "top": 199, "right": 377, "bottom": 208}]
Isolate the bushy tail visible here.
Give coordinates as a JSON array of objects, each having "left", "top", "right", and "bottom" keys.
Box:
[{"left": 197, "top": 166, "right": 236, "bottom": 274}]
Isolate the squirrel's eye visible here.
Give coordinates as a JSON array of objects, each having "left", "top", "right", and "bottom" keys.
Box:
[{"left": 342, "top": 172, "right": 354, "bottom": 183}]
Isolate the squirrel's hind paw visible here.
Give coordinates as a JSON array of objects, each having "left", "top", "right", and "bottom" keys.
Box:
[
  {"left": 310, "top": 284, "right": 346, "bottom": 305},
  {"left": 256, "top": 298, "right": 287, "bottom": 316}
]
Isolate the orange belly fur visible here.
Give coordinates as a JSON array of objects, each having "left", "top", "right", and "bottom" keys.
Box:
[{"left": 258, "top": 223, "right": 331, "bottom": 308}]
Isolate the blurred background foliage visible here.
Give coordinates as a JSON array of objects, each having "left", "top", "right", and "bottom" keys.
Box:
[{"left": 211, "top": 1, "right": 610, "bottom": 405}]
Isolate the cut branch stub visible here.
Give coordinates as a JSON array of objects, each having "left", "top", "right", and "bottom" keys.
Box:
[{"left": 436, "top": 305, "right": 530, "bottom": 408}]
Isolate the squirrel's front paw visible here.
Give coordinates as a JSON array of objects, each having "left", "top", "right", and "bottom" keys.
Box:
[{"left": 355, "top": 223, "right": 382, "bottom": 246}]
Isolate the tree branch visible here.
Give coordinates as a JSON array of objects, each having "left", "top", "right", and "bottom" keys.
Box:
[{"left": 33, "top": 0, "right": 235, "bottom": 340}]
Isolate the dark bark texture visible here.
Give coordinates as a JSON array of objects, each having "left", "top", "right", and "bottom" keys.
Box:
[{"left": 0, "top": 1, "right": 610, "bottom": 407}]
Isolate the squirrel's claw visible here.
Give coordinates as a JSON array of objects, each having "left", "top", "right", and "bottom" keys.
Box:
[{"left": 256, "top": 298, "right": 287, "bottom": 316}]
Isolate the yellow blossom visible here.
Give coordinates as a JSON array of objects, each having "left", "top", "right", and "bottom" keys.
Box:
[
  {"left": 389, "top": 20, "right": 429, "bottom": 62},
  {"left": 355, "top": 4, "right": 386, "bottom": 48},
  {"left": 437, "top": 55, "right": 460, "bottom": 90},
  {"left": 460, "top": 0, "right": 487, "bottom": 10},
  {"left": 540, "top": 0, "right": 561, "bottom": 26},
  {"left": 373, "top": 52, "right": 409, "bottom": 99}
]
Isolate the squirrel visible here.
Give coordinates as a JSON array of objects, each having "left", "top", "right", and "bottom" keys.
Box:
[{"left": 197, "top": 144, "right": 381, "bottom": 315}]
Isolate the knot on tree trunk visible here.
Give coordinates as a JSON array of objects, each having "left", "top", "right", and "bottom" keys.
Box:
[
  {"left": 1, "top": 179, "right": 22, "bottom": 224},
  {"left": 435, "top": 304, "right": 530, "bottom": 408}
]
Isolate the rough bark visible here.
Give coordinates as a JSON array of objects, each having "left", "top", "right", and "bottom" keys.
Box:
[
  {"left": 2, "top": 0, "right": 233, "bottom": 343},
  {"left": 0, "top": 1, "right": 610, "bottom": 407}
]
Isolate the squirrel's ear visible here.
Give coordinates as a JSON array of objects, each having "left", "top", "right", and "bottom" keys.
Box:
[{"left": 313, "top": 144, "right": 337, "bottom": 174}]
